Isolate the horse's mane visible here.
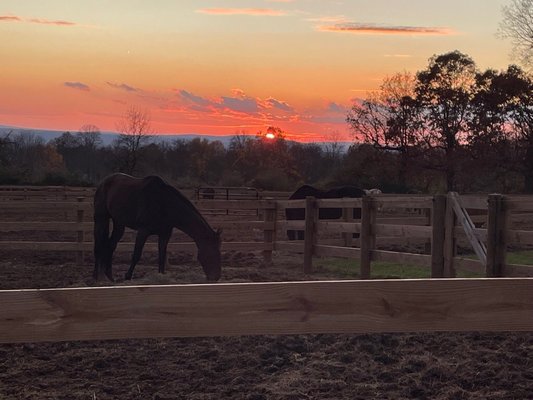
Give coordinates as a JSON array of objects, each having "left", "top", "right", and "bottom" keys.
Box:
[{"left": 156, "top": 178, "right": 215, "bottom": 234}]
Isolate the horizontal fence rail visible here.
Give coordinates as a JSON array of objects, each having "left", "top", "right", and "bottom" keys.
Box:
[{"left": 0, "top": 278, "right": 532, "bottom": 343}]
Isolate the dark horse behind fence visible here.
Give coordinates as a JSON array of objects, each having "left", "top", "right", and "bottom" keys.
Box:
[
  {"left": 93, "top": 173, "right": 222, "bottom": 282},
  {"left": 285, "top": 184, "right": 366, "bottom": 240}
]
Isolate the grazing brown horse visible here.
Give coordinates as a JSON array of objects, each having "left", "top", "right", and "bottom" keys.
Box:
[{"left": 93, "top": 173, "right": 222, "bottom": 282}]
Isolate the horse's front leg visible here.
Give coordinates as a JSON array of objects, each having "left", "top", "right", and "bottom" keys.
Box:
[
  {"left": 125, "top": 229, "right": 150, "bottom": 280},
  {"left": 158, "top": 228, "right": 173, "bottom": 274},
  {"left": 93, "top": 215, "right": 110, "bottom": 281},
  {"left": 104, "top": 222, "right": 125, "bottom": 282}
]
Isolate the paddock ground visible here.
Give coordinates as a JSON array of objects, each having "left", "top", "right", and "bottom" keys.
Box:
[{"left": 0, "top": 250, "right": 532, "bottom": 400}]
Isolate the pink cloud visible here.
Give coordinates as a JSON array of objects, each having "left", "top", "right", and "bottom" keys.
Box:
[
  {"left": 319, "top": 23, "right": 454, "bottom": 35},
  {"left": 197, "top": 8, "right": 287, "bottom": 16},
  {"left": 64, "top": 82, "right": 90, "bottom": 91},
  {"left": 29, "top": 18, "right": 76, "bottom": 26},
  {"left": 0, "top": 15, "right": 21, "bottom": 22},
  {"left": 0, "top": 15, "right": 76, "bottom": 26}
]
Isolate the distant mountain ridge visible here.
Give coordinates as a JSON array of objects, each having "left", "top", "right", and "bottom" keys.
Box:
[{"left": 0, "top": 125, "right": 351, "bottom": 151}]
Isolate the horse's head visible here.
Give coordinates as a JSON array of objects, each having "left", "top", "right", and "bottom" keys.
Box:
[{"left": 197, "top": 228, "right": 222, "bottom": 282}]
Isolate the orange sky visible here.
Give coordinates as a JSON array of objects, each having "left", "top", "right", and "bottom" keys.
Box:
[{"left": 0, "top": 0, "right": 515, "bottom": 142}]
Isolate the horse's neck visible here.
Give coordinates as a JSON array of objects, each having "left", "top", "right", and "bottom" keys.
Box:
[{"left": 175, "top": 213, "right": 213, "bottom": 245}]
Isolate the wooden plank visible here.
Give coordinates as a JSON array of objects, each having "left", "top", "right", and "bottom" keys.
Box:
[
  {"left": 193, "top": 199, "right": 267, "bottom": 210},
  {"left": 0, "top": 222, "right": 93, "bottom": 231},
  {"left": 506, "top": 229, "right": 533, "bottom": 246},
  {"left": 314, "top": 245, "right": 360, "bottom": 259},
  {"left": 454, "top": 227, "right": 487, "bottom": 242},
  {"left": 278, "top": 221, "right": 306, "bottom": 230},
  {"left": 275, "top": 199, "right": 306, "bottom": 209},
  {"left": 449, "top": 192, "right": 487, "bottom": 266},
  {"left": 486, "top": 194, "right": 507, "bottom": 277},
  {"left": 0, "top": 202, "right": 92, "bottom": 211},
  {"left": 359, "top": 196, "right": 375, "bottom": 279},
  {"left": 376, "top": 217, "right": 428, "bottom": 225},
  {"left": 374, "top": 197, "right": 433, "bottom": 209},
  {"left": 1, "top": 278, "right": 532, "bottom": 343},
  {"left": 453, "top": 257, "right": 484, "bottom": 274},
  {"left": 274, "top": 241, "right": 304, "bottom": 252},
  {"left": 316, "top": 221, "right": 361, "bottom": 233},
  {"left": 373, "top": 224, "right": 431, "bottom": 238},
  {"left": 213, "top": 221, "right": 270, "bottom": 230},
  {"left": 431, "top": 195, "right": 446, "bottom": 278},
  {"left": 315, "top": 198, "right": 362, "bottom": 208},
  {"left": 505, "top": 199, "right": 533, "bottom": 212},
  {"left": 0, "top": 241, "right": 267, "bottom": 253},
  {"left": 303, "top": 197, "right": 317, "bottom": 274},
  {"left": 459, "top": 196, "right": 488, "bottom": 210},
  {"left": 505, "top": 264, "right": 533, "bottom": 277},
  {"left": 262, "top": 199, "right": 277, "bottom": 264},
  {"left": 371, "top": 250, "right": 431, "bottom": 267}
]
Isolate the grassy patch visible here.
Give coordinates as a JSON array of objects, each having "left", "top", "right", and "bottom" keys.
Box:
[
  {"left": 314, "top": 257, "right": 483, "bottom": 279},
  {"left": 506, "top": 250, "right": 533, "bottom": 265}
]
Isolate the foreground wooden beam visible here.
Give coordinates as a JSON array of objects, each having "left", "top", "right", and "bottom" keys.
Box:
[{"left": 0, "top": 278, "right": 532, "bottom": 343}]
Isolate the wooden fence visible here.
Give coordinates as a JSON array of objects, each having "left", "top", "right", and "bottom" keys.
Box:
[
  {"left": 2, "top": 190, "right": 533, "bottom": 277},
  {"left": 1, "top": 188, "right": 533, "bottom": 344},
  {"left": 1, "top": 278, "right": 532, "bottom": 343}
]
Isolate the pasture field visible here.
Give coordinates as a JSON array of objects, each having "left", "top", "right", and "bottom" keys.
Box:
[{"left": 0, "top": 248, "right": 532, "bottom": 399}]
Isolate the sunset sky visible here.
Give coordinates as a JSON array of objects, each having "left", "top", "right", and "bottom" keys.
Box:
[{"left": 0, "top": 0, "right": 516, "bottom": 142}]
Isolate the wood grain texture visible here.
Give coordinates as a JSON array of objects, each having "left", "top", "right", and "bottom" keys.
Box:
[{"left": 0, "top": 278, "right": 531, "bottom": 343}]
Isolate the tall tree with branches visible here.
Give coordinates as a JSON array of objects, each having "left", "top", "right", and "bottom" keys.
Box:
[{"left": 498, "top": 0, "right": 533, "bottom": 67}]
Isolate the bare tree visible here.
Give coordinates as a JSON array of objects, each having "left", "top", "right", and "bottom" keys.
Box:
[
  {"left": 347, "top": 71, "right": 421, "bottom": 187},
  {"left": 78, "top": 124, "right": 102, "bottom": 149},
  {"left": 498, "top": 0, "right": 533, "bottom": 66},
  {"left": 114, "top": 106, "right": 153, "bottom": 175}
]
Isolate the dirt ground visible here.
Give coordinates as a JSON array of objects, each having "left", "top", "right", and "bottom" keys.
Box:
[{"left": 0, "top": 249, "right": 532, "bottom": 400}]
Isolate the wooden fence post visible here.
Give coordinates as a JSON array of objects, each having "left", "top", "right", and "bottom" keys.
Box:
[
  {"left": 443, "top": 193, "right": 457, "bottom": 278},
  {"left": 76, "top": 197, "right": 85, "bottom": 265},
  {"left": 342, "top": 206, "right": 353, "bottom": 247},
  {"left": 303, "top": 196, "right": 317, "bottom": 274},
  {"left": 486, "top": 194, "right": 507, "bottom": 277},
  {"left": 262, "top": 198, "right": 276, "bottom": 266},
  {"left": 360, "top": 196, "right": 376, "bottom": 279},
  {"left": 431, "top": 195, "right": 446, "bottom": 278}
]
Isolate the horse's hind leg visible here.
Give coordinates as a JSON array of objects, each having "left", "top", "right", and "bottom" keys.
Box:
[
  {"left": 157, "top": 228, "right": 172, "bottom": 274},
  {"left": 125, "top": 229, "right": 150, "bottom": 280},
  {"left": 93, "top": 216, "right": 110, "bottom": 280},
  {"left": 103, "top": 222, "right": 125, "bottom": 281}
]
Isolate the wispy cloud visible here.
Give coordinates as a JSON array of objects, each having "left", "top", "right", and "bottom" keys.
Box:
[
  {"left": 318, "top": 23, "right": 454, "bottom": 35},
  {"left": 64, "top": 82, "right": 90, "bottom": 91},
  {"left": 197, "top": 8, "right": 287, "bottom": 16},
  {"left": 29, "top": 18, "right": 76, "bottom": 26},
  {"left": 0, "top": 15, "right": 77, "bottom": 26},
  {"left": 0, "top": 15, "right": 21, "bottom": 22},
  {"left": 264, "top": 98, "right": 293, "bottom": 112},
  {"left": 106, "top": 82, "right": 141, "bottom": 93}
]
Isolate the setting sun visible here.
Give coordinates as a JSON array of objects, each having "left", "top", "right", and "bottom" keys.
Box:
[{"left": 265, "top": 132, "right": 276, "bottom": 140}]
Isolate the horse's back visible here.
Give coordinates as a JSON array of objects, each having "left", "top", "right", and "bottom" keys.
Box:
[
  {"left": 289, "top": 184, "right": 325, "bottom": 200},
  {"left": 94, "top": 174, "right": 170, "bottom": 226},
  {"left": 326, "top": 186, "right": 366, "bottom": 198}
]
